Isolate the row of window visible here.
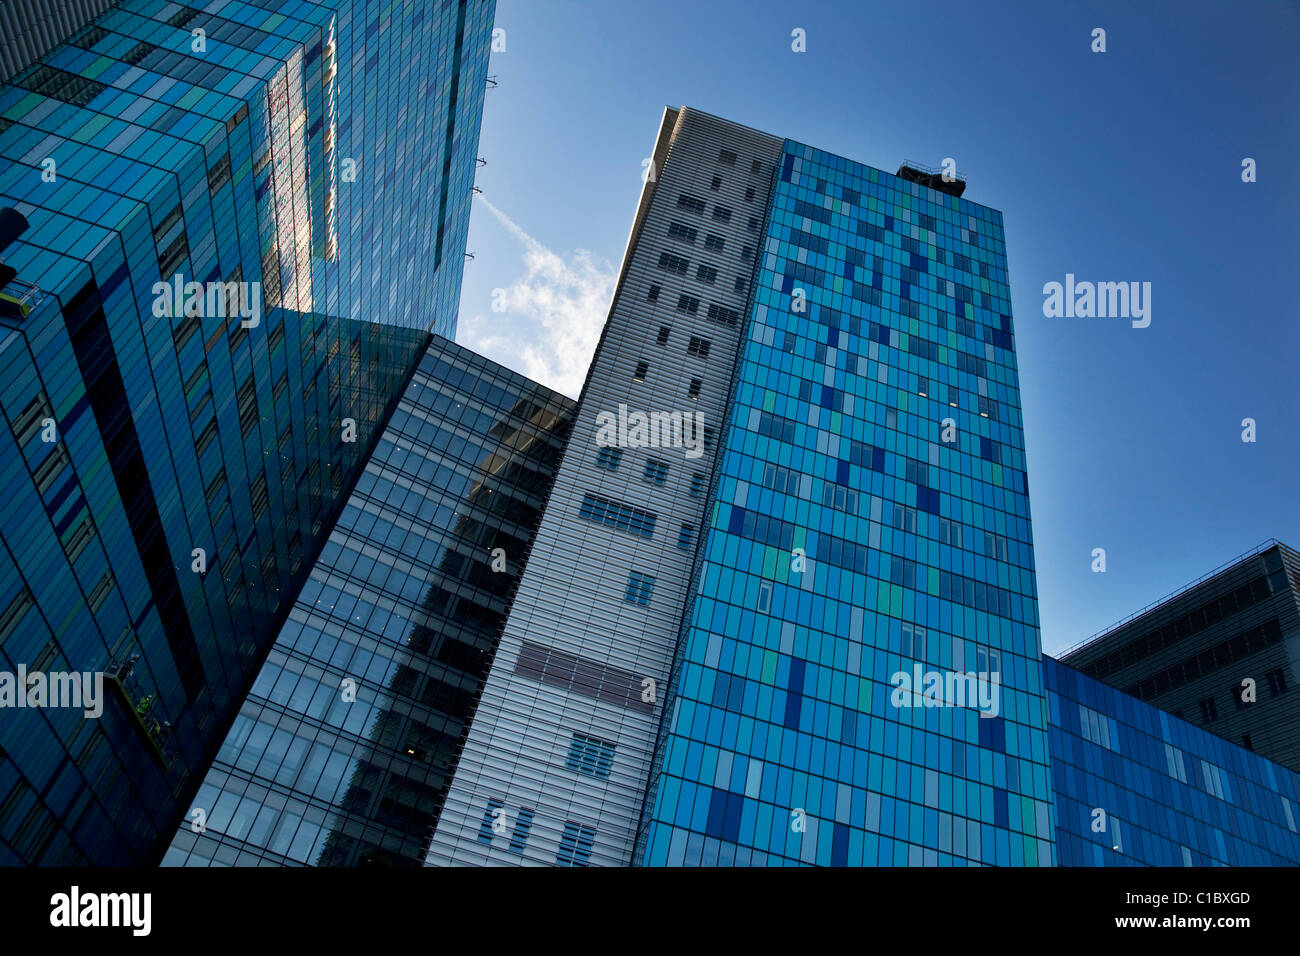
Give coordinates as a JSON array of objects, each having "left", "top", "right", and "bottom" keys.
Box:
[
  {"left": 1127, "top": 619, "right": 1286, "bottom": 704},
  {"left": 630, "top": 357, "right": 704, "bottom": 401},
  {"left": 670, "top": 215, "right": 760, "bottom": 249},
  {"left": 475, "top": 799, "right": 595, "bottom": 865},
  {"left": 1195, "top": 667, "right": 1288, "bottom": 724},
  {"left": 658, "top": 250, "right": 754, "bottom": 288},
  {"left": 595, "top": 447, "right": 707, "bottom": 501},
  {"left": 676, "top": 192, "right": 733, "bottom": 222},
  {"left": 1080, "top": 572, "right": 1280, "bottom": 680}
]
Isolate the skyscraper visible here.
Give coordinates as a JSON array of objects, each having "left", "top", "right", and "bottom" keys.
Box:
[
  {"left": 164, "top": 335, "right": 574, "bottom": 867},
  {"left": 636, "top": 132, "right": 1054, "bottom": 867},
  {"left": 1060, "top": 540, "right": 1300, "bottom": 773},
  {"left": 424, "top": 107, "right": 1300, "bottom": 868},
  {"left": 0, "top": 0, "right": 495, "bottom": 865}
]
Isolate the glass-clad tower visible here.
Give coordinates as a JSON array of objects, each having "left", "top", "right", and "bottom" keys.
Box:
[
  {"left": 639, "top": 138, "right": 1052, "bottom": 866},
  {"left": 0, "top": 0, "right": 495, "bottom": 864},
  {"left": 164, "top": 336, "right": 574, "bottom": 867},
  {"left": 426, "top": 107, "right": 1300, "bottom": 868}
]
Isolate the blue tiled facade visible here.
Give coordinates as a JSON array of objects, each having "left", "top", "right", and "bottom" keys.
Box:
[
  {"left": 1045, "top": 656, "right": 1300, "bottom": 866},
  {"left": 0, "top": 0, "right": 494, "bottom": 864},
  {"left": 639, "top": 141, "right": 1055, "bottom": 866},
  {"left": 633, "top": 134, "right": 1300, "bottom": 868}
]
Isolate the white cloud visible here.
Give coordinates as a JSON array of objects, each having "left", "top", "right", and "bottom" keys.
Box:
[{"left": 458, "top": 195, "right": 615, "bottom": 398}]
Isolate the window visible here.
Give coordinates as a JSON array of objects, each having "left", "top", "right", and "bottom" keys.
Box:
[
  {"left": 207, "top": 154, "right": 232, "bottom": 195},
  {"left": 32, "top": 447, "right": 68, "bottom": 496},
  {"left": 763, "top": 464, "right": 799, "bottom": 495},
  {"left": 747, "top": 216, "right": 759, "bottom": 233},
  {"left": 1242, "top": 734, "right": 1254, "bottom": 751},
  {"left": 596, "top": 447, "right": 622, "bottom": 471},
  {"left": 703, "top": 426, "right": 716, "bottom": 450},
  {"left": 687, "top": 336, "right": 711, "bottom": 358},
  {"left": 891, "top": 503, "right": 916, "bottom": 533},
  {"left": 712, "top": 205, "right": 732, "bottom": 223},
  {"left": 63, "top": 518, "right": 94, "bottom": 563},
  {"left": 687, "top": 379, "right": 702, "bottom": 400},
  {"left": 515, "top": 641, "right": 654, "bottom": 714},
  {"left": 696, "top": 264, "right": 718, "bottom": 284},
  {"left": 1200, "top": 759, "right": 1227, "bottom": 800},
  {"left": 939, "top": 517, "right": 964, "bottom": 549},
  {"left": 709, "top": 176, "right": 722, "bottom": 191},
  {"left": 225, "top": 102, "right": 248, "bottom": 132},
  {"left": 86, "top": 572, "right": 114, "bottom": 614},
  {"left": 758, "top": 582, "right": 773, "bottom": 612},
  {"left": 633, "top": 361, "right": 649, "bottom": 382},
  {"left": 983, "top": 531, "right": 1009, "bottom": 562},
  {"left": 689, "top": 472, "right": 705, "bottom": 497},
  {"left": 677, "top": 193, "right": 706, "bottom": 214},
  {"left": 718, "top": 148, "right": 737, "bottom": 166},
  {"left": 1230, "top": 682, "right": 1248, "bottom": 710},
  {"left": 658, "top": 252, "right": 690, "bottom": 275},
  {"left": 903, "top": 623, "right": 927, "bottom": 659},
  {"left": 823, "top": 484, "right": 858, "bottom": 514},
  {"left": 643, "top": 458, "right": 669, "bottom": 486},
  {"left": 153, "top": 202, "right": 183, "bottom": 244},
  {"left": 744, "top": 186, "right": 756, "bottom": 201},
  {"left": 733, "top": 277, "right": 747, "bottom": 294},
  {"left": 1266, "top": 668, "right": 1288, "bottom": 695},
  {"left": 656, "top": 325, "right": 670, "bottom": 345},
  {"left": 750, "top": 159, "right": 762, "bottom": 175},
  {"left": 668, "top": 221, "right": 698, "bottom": 243},
  {"left": 624, "top": 572, "right": 655, "bottom": 606},
  {"left": 477, "top": 799, "right": 505, "bottom": 844},
  {"left": 578, "top": 493, "right": 657, "bottom": 538},
  {"left": 740, "top": 244, "right": 754, "bottom": 263},
  {"left": 195, "top": 418, "right": 219, "bottom": 456},
  {"left": 974, "top": 645, "right": 1001, "bottom": 677},
  {"left": 1078, "top": 704, "right": 1114, "bottom": 750},
  {"left": 706, "top": 303, "right": 739, "bottom": 327},
  {"left": 508, "top": 809, "right": 534, "bottom": 854},
  {"left": 705, "top": 234, "right": 725, "bottom": 251},
  {"left": 565, "top": 733, "right": 617, "bottom": 777},
  {"left": 556, "top": 822, "right": 596, "bottom": 867},
  {"left": 158, "top": 233, "right": 188, "bottom": 278},
  {"left": 677, "top": 524, "right": 695, "bottom": 549},
  {"left": 237, "top": 375, "right": 259, "bottom": 437},
  {"left": 647, "top": 284, "right": 661, "bottom": 302},
  {"left": 0, "top": 588, "right": 34, "bottom": 645},
  {"left": 13, "top": 394, "right": 54, "bottom": 446},
  {"left": 1198, "top": 696, "right": 1219, "bottom": 723},
  {"left": 676, "top": 294, "right": 699, "bottom": 315},
  {"left": 1164, "top": 743, "right": 1187, "bottom": 783},
  {"left": 204, "top": 468, "right": 227, "bottom": 507}
]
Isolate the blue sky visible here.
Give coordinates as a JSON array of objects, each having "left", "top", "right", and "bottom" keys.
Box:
[{"left": 455, "top": 0, "right": 1300, "bottom": 656}]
